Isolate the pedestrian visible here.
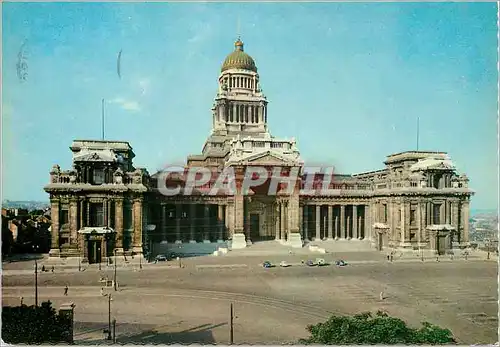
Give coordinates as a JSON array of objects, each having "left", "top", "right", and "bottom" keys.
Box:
[
  {"left": 51, "top": 266, "right": 54, "bottom": 273},
  {"left": 379, "top": 291, "right": 385, "bottom": 301},
  {"left": 100, "top": 287, "right": 104, "bottom": 296},
  {"left": 390, "top": 252, "right": 394, "bottom": 262},
  {"left": 20, "top": 297, "right": 24, "bottom": 306},
  {"left": 41, "top": 265, "right": 46, "bottom": 272},
  {"left": 64, "top": 285, "right": 68, "bottom": 296},
  {"left": 386, "top": 254, "right": 390, "bottom": 261}
]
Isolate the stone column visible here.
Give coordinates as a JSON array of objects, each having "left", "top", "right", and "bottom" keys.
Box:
[
  {"left": 451, "top": 200, "right": 459, "bottom": 246},
  {"left": 327, "top": 205, "right": 333, "bottom": 240},
  {"left": 175, "top": 203, "right": 182, "bottom": 243},
  {"left": 315, "top": 205, "right": 321, "bottom": 241},
  {"left": 352, "top": 205, "right": 358, "bottom": 239},
  {"left": 304, "top": 206, "right": 309, "bottom": 241},
  {"left": 114, "top": 198, "right": 124, "bottom": 252},
  {"left": 334, "top": 214, "right": 339, "bottom": 240},
  {"left": 281, "top": 201, "right": 287, "bottom": 241},
  {"left": 461, "top": 200, "right": 470, "bottom": 246},
  {"left": 400, "top": 202, "right": 405, "bottom": 244},
  {"left": 203, "top": 205, "right": 211, "bottom": 243},
  {"left": 346, "top": 214, "right": 351, "bottom": 240},
  {"left": 132, "top": 198, "right": 143, "bottom": 254},
  {"left": 340, "top": 205, "right": 345, "bottom": 239},
  {"left": 218, "top": 205, "right": 224, "bottom": 242},
  {"left": 69, "top": 198, "right": 78, "bottom": 245},
  {"left": 103, "top": 200, "right": 107, "bottom": 227},
  {"left": 275, "top": 202, "right": 281, "bottom": 241},
  {"left": 189, "top": 204, "right": 196, "bottom": 243},
  {"left": 161, "top": 204, "right": 167, "bottom": 241},
  {"left": 49, "top": 198, "right": 60, "bottom": 256}
]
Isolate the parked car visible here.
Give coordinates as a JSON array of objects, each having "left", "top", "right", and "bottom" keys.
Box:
[
  {"left": 263, "top": 261, "right": 272, "bottom": 268},
  {"left": 155, "top": 255, "right": 167, "bottom": 262},
  {"left": 335, "top": 259, "right": 348, "bottom": 267},
  {"left": 306, "top": 260, "right": 317, "bottom": 267},
  {"left": 316, "top": 258, "right": 328, "bottom": 266},
  {"left": 279, "top": 261, "right": 291, "bottom": 267}
]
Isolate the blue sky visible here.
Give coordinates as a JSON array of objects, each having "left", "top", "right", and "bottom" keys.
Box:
[{"left": 2, "top": 2, "right": 498, "bottom": 210}]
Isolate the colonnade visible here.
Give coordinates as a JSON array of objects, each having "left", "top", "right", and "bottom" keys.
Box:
[
  {"left": 301, "top": 204, "right": 371, "bottom": 241},
  {"left": 157, "top": 203, "right": 227, "bottom": 244}
]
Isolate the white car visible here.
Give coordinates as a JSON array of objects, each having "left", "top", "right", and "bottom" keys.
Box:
[{"left": 279, "top": 261, "right": 291, "bottom": 267}]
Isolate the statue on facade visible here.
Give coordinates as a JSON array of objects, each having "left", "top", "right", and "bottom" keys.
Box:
[
  {"left": 113, "top": 168, "right": 124, "bottom": 184},
  {"left": 50, "top": 165, "right": 61, "bottom": 183}
]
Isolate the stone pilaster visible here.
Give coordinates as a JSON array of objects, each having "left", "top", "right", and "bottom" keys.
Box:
[
  {"left": 281, "top": 201, "right": 287, "bottom": 241},
  {"left": 314, "top": 205, "right": 320, "bottom": 240},
  {"left": 114, "top": 197, "right": 124, "bottom": 252},
  {"left": 49, "top": 198, "right": 60, "bottom": 256},
  {"left": 232, "top": 192, "right": 246, "bottom": 249},
  {"left": 451, "top": 200, "right": 459, "bottom": 247},
  {"left": 340, "top": 205, "right": 345, "bottom": 239},
  {"left": 79, "top": 199, "right": 84, "bottom": 229},
  {"left": 299, "top": 205, "right": 304, "bottom": 237},
  {"left": 440, "top": 203, "right": 446, "bottom": 225},
  {"left": 132, "top": 198, "right": 143, "bottom": 254},
  {"left": 69, "top": 198, "right": 78, "bottom": 246},
  {"left": 217, "top": 205, "right": 224, "bottom": 242},
  {"left": 287, "top": 194, "right": 302, "bottom": 248},
  {"left": 364, "top": 204, "right": 371, "bottom": 240},
  {"left": 346, "top": 214, "right": 351, "bottom": 240},
  {"left": 461, "top": 200, "right": 470, "bottom": 247}
]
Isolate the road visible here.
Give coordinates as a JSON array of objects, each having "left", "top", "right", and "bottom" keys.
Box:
[{"left": 2, "top": 255, "right": 498, "bottom": 344}]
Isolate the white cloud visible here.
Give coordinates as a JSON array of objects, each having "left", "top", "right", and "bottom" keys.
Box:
[{"left": 109, "top": 97, "right": 140, "bottom": 112}]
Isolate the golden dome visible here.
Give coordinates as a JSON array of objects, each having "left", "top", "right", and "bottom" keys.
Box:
[{"left": 221, "top": 39, "right": 257, "bottom": 73}]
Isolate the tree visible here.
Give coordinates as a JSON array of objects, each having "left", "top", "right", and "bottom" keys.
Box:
[
  {"left": 299, "top": 311, "right": 456, "bottom": 345},
  {"left": 2, "top": 301, "right": 72, "bottom": 344}
]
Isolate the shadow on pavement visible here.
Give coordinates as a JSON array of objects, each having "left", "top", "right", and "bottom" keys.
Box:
[
  {"left": 75, "top": 322, "right": 224, "bottom": 345},
  {"left": 2, "top": 253, "right": 46, "bottom": 265},
  {"left": 117, "top": 322, "right": 225, "bottom": 344}
]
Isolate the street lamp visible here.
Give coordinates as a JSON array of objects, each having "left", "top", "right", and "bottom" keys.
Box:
[
  {"left": 113, "top": 248, "right": 117, "bottom": 291},
  {"left": 34, "top": 259, "right": 38, "bottom": 306},
  {"left": 103, "top": 293, "right": 113, "bottom": 340}
]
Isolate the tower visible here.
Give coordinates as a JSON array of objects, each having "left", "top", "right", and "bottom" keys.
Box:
[{"left": 212, "top": 38, "right": 268, "bottom": 136}]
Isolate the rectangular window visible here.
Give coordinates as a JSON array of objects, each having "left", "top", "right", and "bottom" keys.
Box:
[
  {"left": 383, "top": 204, "right": 388, "bottom": 223},
  {"left": 410, "top": 209, "right": 416, "bottom": 224},
  {"left": 433, "top": 204, "right": 441, "bottom": 224},
  {"left": 90, "top": 203, "right": 104, "bottom": 227},
  {"left": 123, "top": 203, "right": 133, "bottom": 230},
  {"left": 93, "top": 168, "right": 105, "bottom": 185}
]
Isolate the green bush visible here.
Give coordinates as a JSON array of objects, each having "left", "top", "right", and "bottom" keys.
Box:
[
  {"left": 2, "top": 301, "right": 72, "bottom": 344},
  {"left": 299, "top": 311, "right": 456, "bottom": 345}
]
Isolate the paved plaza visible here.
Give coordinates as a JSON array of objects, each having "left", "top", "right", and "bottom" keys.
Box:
[{"left": 2, "top": 252, "right": 498, "bottom": 345}]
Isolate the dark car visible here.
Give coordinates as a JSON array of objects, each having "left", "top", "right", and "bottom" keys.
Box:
[
  {"left": 306, "top": 260, "right": 317, "bottom": 267},
  {"left": 335, "top": 259, "right": 348, "bottom": 267},
  {"left": 155, "top": 255, "right": 167, "bottom": 262},
  {"left": 263, "top": 261, "right": 272, "bottom": 268}
]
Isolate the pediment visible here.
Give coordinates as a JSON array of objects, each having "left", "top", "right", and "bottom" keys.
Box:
[{"left": 246, "top": 151, "right": 290, "bottom": 165}]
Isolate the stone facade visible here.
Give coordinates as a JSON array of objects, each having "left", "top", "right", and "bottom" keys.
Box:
[{"left": 44, "top": 38, "right": 473, "bottom": 261}]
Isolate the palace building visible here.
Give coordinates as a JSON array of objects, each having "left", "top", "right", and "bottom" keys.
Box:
[{"left": 44, "top": 38, "right": 473, "bottom": 263}]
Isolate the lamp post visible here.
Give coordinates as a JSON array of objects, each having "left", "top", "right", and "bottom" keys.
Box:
[
  {"left": 113, "top": 248, "right": 117, "bottom": 291},
  {"left": 34, "top": 259, "right": 38, "bottom": 306},
  {"left": 105, "top": 293, "right": 112, "bottom": 340},
  {"left": 229, "top": 303, "right": 234, "bottom": 345}
]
